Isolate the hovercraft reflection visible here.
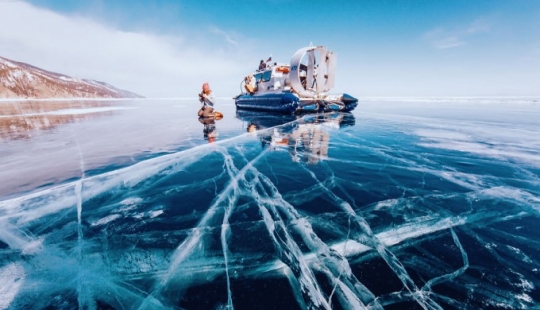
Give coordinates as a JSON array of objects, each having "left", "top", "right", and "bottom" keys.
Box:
[
  {"left": 234, "top": 45, "right": 358, "bottom": 113},
  {"left": 237, "top": 110, "right": 355, "bottom": 164}
]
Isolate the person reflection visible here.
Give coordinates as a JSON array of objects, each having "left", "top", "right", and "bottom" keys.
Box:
[
  {"left": 247, "top": 122, "right": 258, "bottom": 133},
  {"left": 199, "top": 117, "right": 218, "bottom": 143}
]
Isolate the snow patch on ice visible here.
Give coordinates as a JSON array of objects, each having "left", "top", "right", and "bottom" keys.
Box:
[
  {"left": 0, "top": 263, "right": 25, "bottom": 310},
  {"left": 132, "top": 209, "right": 163, "bottom": 219},
  {"left": 21, "top": 238, "right": 44, "bottom": 255},
  {"left": 374, "top": 198, "right": 400, "bottom": 210},
  {"left": 119, "top": 197, "right": 143, "bottom": 208},
  {"left": 91, "top": 214, "right": 122, "bottom": 227},
  {"left": 149, "top": 210, "right": 164, "bottom": 218},
  {"left": 415, "top": 128, "right": 540, "bottom": 167}
]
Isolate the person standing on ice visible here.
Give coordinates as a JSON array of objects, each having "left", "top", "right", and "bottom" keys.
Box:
[{"left": 198, "top": 82, "right": 215, "bottom": 117}]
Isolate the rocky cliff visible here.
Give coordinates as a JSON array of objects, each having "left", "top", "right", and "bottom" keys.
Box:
[{"left": 0, "top": 56, "right": 142, "bottom": 99}]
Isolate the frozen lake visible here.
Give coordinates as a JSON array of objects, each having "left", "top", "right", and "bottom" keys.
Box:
[{"left": 1, "top": 97, "right": 540, "bottom": 309}]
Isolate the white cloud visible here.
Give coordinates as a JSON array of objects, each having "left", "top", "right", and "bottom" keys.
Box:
[
  {"left": 465, "top": 18, "right": 491, "bottom": 34},
  {"left": 208, "top": 26, "right": 239, "bottom": 46},
  {"left": 0, "top": 1, "right": 255, "bottom": 97},
  {"left": 434, "top": 36, "right": 465, "bottom": 50},
  {"left": 423, "top": 18, "right": 491, "bottom": 50}
]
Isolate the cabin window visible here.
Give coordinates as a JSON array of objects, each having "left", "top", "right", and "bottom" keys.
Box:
[
  {"left": 253, "top": 73, "right": 263, "bottom": 82},
  {"left": 262, "top": 70, "right": 272, "bottom": 82}
]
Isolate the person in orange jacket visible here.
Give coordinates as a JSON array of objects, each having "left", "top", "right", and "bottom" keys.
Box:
[{"left": 198, "top": 82, "right": 215, "bottom": 117}]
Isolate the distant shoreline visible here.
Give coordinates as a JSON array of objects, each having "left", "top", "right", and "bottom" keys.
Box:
[
  {"left": 360, "top": 96, "right": 540, "bottom": 104},
  {"left": 2, "top": 96, "right": 539, "bottom": 105},
  {"left": 0, "top": 97, "right": 235, "bottom": 102},
  {"left": 0, "top": 97, "right": 143, "bottom": 102}
]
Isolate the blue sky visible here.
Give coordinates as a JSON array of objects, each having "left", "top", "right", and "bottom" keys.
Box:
[{"left": 1, "top": 0, "right": 539, "bottom": 97}]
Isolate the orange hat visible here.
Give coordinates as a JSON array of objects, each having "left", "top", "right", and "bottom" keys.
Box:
[{"left": 202, "top": 82, "right": 210, "bottom": 92}]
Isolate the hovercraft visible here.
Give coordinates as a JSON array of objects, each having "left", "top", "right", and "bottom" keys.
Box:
[{"left": 234, "top": 45, "right": 358, "bottom": 114}]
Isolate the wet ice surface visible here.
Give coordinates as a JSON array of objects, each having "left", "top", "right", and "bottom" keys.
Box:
[{"left": 1, "top": 98, "right": 540, "bottom": 309}]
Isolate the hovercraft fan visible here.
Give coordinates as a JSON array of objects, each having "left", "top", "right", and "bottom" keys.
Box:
[{"left": 288, "top": 46, "right": 336, "bottom": 98}]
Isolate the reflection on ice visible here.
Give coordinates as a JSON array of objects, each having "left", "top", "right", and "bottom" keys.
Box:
[
  {"left": 1, "top": 100, "right": 540, "bottom": 309},
  {"left": 199, "top": 117, "right": 219, "bottom": 143},
  {"left": 237, "top": 110, "right": 355, "bottom": 164},
  {"left": 0, "top": 100, "right": 126, "bottom": 140}
]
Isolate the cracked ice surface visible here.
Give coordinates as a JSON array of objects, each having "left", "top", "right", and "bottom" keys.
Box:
[{"left": 1, "top": 99, "right": 540, "bottom": 309}]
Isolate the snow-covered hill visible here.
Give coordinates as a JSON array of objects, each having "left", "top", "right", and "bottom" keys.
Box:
[{"left": 0, "top": 56, "right": 142, "bottom": 99}]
